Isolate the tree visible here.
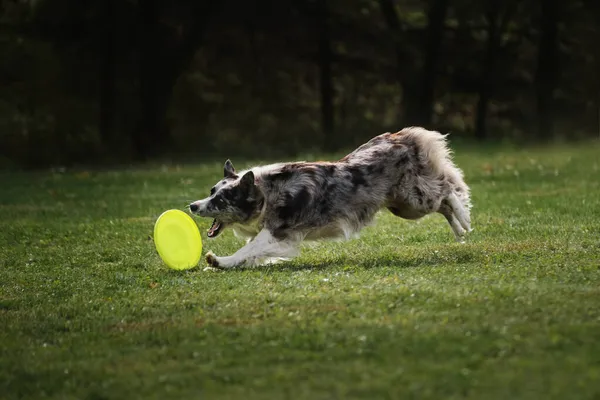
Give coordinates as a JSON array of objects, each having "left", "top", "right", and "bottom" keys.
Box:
[
  {"left": 535, "top": 0, "right": 559, "bottom": 140},
  {"left": 133, "top": 0, "right": 220, "bottom": 160},
  {"left": 378, "top": 0, "right": 448, "bottom": 127},
  {"left": 378, "top": 0, "right": 417, "bottom": 125},
  {"left": 475, "top": 0, "right": 516, "bottom": 141},
  {"left": 99, "top": 0, "right": 117, "bottom": 153},
  {"left": 317, "top": 0, "right": 335, "bottom": 151},
  {"left": 417, "top": 0, "right": 449, "bottom": 127}
]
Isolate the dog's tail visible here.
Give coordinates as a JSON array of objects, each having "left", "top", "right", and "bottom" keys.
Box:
[
  {"left": 400, "top": 127, "right": 451, "bottom": 176},
  {"left": 403, "top": 127, "right": 472, "bottom": 231}
]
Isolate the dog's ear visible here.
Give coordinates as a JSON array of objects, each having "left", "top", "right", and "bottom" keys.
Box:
[
  {"left": 239, "top": 170, "right": 255, "bottom": 189},
  {"left": 224, "top": 159, "right": 236, "bottom": 178}
]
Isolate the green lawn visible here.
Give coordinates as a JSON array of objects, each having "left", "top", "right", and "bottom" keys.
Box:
[{"left": 1, "top": 141, "right": 600, "bottom": 399}]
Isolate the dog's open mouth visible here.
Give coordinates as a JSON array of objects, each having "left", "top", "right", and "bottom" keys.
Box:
[{"left": 207, "top": 219, "right": 224, "bottom": 238}]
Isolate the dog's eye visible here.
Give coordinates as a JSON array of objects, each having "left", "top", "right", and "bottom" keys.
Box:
[{"left": 210, "top": 187, "right": 216, "bottom": 196}]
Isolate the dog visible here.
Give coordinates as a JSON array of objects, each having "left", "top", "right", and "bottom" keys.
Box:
[{"left": 189, "top": 127, "right": 472, "bottom": 269}]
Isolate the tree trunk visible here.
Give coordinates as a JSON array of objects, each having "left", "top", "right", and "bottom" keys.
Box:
[
  {"left": 476, "top": 1, "right": 516, "bottom": 141},
  {"left": 318, "top": 0, "right": 335, "bottom": 152},
  {"left": 535, "top": 0, "right": 559, "bottom": 140},
  {"left": 475, "top": 22, "right": 497, "bottom": 140},
  {"left": 475, "top": 6, "right": 501, "bottom": 141},
  {"left": 417, "top": 0, "right": 449, "bottom": 126},
  {"left": 99, "top": 0, "right": 116, "bottom": 153},
  {"left": 134, "top": 0, "right": 164, "bottom": 159},
  {"left": 133, "top": 0, "right": 219, "bottom": 160},
  {"left": 378, "top": 0, "right": 413, "bottom": 124},
  {"left": 379, "top": 0, "right": 446, "bottom": 127}
]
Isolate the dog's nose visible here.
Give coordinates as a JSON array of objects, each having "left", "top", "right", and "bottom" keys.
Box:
[{"left": 189, "top": 203, "right": 199, "bottom": 212}]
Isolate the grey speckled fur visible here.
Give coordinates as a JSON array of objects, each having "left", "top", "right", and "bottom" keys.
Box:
[{"left": 190, "top": 127, "right": 472, "bottom": 269}]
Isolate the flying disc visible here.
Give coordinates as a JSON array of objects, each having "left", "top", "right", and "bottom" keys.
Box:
[{"left": 153, "top": 209, "right": 202, "bottom": 270}]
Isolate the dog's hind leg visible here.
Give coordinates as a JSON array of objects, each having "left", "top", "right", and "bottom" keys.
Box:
[
  {"left": 448, "top": 192, "right": 471, "bottom": 232},
  {"left": 439, "top": 192, "right": 471, "bottom": 242},
  {"left": 205, "top": 229, "right": 300, "bottom": 269}
]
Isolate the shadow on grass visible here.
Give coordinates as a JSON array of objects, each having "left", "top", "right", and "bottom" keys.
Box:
[{"left": 208, "top": 244, "right": 483, "bottom": 273}]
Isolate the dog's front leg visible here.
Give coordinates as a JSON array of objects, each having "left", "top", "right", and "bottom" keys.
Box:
[{"left": 205, "top": 229, "right": 300, "bottom": 269}]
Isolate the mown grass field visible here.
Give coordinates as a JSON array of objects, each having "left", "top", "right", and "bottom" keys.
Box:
[{"left": 1, "top": 141, "right": 600, "bottom": 399}]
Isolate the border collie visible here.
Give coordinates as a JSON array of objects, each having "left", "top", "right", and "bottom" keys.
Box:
[{"left": 190, "top": 127, "right": 471, "bottom": 269}]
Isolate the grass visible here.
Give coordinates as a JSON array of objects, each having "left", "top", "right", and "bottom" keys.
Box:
[{"left": 1, "top": 141, "right": 600, "bottom": 399}]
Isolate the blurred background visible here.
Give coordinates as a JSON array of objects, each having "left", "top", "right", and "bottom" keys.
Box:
[{"left": 0, "top": 0, "right": 598, "bottom": 168}]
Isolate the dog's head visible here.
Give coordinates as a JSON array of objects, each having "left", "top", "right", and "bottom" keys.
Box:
[{"left": 189, "top": 160, "right": 263, "bottom": 238}]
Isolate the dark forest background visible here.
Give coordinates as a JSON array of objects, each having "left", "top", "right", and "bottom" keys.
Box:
[{"left": 1, "top": 0, "right": 599, "bottom": 168}]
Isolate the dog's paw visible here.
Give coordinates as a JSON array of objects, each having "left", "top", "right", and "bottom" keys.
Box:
[{"left": 205, "top": 251, "right": 225, "bottom": 269}]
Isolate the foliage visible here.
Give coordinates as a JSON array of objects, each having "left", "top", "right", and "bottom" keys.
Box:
[
  {"left": 0, "top": 0, "right": 599, "bottom": 167},
  {"left": 1, "top": 141, "right": 600, "bottom": 398}
]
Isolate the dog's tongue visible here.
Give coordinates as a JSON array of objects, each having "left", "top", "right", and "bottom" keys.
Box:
[{"left": 207, "top": 219, "right": 222, "bottom": 238}]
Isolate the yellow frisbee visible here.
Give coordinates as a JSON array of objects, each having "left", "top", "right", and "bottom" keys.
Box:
[{"left": 153, "top": 209, "right": 202, "bottom": 270}]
